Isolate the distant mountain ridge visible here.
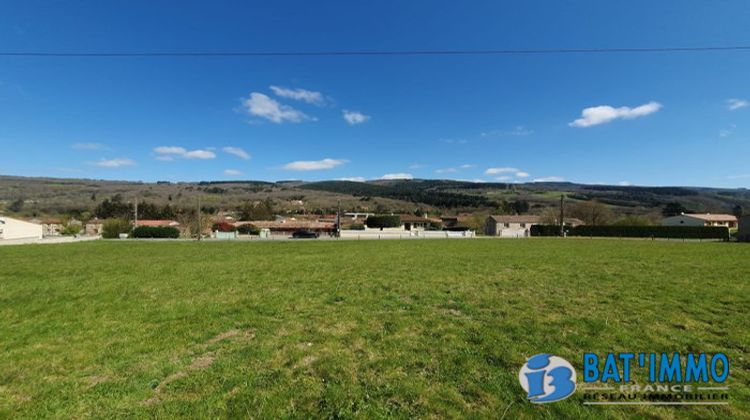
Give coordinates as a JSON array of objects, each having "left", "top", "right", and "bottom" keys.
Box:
[{"left": 1, "top": 175, "right": 748, "bottom": 218}]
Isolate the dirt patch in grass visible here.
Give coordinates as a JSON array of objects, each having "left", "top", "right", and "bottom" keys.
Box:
[{"left": 144, "top": 328, "right": 254, "bottom": 406}]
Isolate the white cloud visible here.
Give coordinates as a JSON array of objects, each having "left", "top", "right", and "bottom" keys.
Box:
[
  {"left": 342, "top": 110, "right": 370, "bottom": 125},
  {"left": 727, "top": 98, "right": 748, "bottom": 111},
  {"left": 618, "top": 181, "right": 631, "bottom": 186},
  {"left": 92, "top": 158, "right": 135, "bottom": 168},
  {"left": 381, "top": 173, "right": 413, "bottom": 180},
  {"left": 495, "top": 176, "right": 512, "bottom": 181},
  {"left": 727, "top": 174, "right": 750, "bottom": 180},
  {"left": 223, "top": 146, "right": 251, "bottom": 160},
  {"left": 569, "top": 101, "right": 662, "bottom": 127},
  {"left": 282, "top": 158, "right": 347, "bottom": 171},
  {"left": 183, "top": 150, "right": 216, "bottom": 159},
  {"left": 485, "top": 167, "right": 519, "bottom": 175},
  {"left": 515, "top": 171, "right": 530, "bottom": 178},
  {"left": 337, "top": 177, "right": 366, "bottom": 182},
  {"left": 224, "top": 169, "right": 243, "bottom": 176},
  {"left": 72, "top": 142, "right": 107, "bottom": 150},
  {"left": 154, "top": 146, "right": 187, "bottom": 155},
  {"left": 435, "top": 168, "right": 458, "bottom": 174},
  {"left": 269, "top": 86, "right": 325, "bottom": 105},
  {"left": 719, "top": 124, "right": 736, "bottom": 138},
  {"left": 436, "top": 164, "right": 475, "bottom": 174},
  {"left": 481, "top": 126, "right": 534, "bottom": 137},
  {"left": 533, "top": 176, "right": 565, "bottom": 182},
  {"left": 154, "top": 146, "right": 215, "bottom": 160},
  {"left": 242, "top": 92, "right": 313, "bottom": 123}
]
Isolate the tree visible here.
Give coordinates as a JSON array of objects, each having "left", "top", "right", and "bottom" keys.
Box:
[
  {"left": 732, "top": 204, "right": 743, "bottom": 218},
  {"left": 569, "top": 201, "right": 614, "bottom": 225},
  {"left": 238, "top": 199, "right": 274, "bottom": 221},
  {"left": 101, "top": 219, "right": 132, "bottom": 239},
  {"left": 366, "top": 215, "right": 401, "bottom": 229},
  {"left": 662, "top": 202, "right": 689, "bottom": 217},
  {"left": 8, "top": 198, "right": 24, "bottom": 213}
]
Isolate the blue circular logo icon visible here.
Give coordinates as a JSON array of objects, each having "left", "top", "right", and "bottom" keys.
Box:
[{"left": 519, "top": 353, "right": 577, "bottom": 403}]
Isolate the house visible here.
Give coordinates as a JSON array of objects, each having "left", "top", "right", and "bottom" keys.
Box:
[
  {"left": 738, "top": 215, "right": 750, "bottom": 242},
  {"left": 85, "top": 218, "right": 104, "bottom": 236},
  {"left": 40, "top": 219, "right": 64, "bottom": 237},
  {"left": 0, "top": 216, "right": 43, "bottom": 240},
  {"left": 485, "top": 215, "right": 542, "bottom": 237},
  {"left": 661, "top": 213, "right": 738, "bottom": 228},
  {"left": 398, "top": 214, "right": 439, "bottom": 231},
  {"left": 484, "top": 215, "right": 584, "bottom": 237}
]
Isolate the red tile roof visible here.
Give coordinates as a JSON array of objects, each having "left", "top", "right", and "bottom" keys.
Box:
[
  {"left": 135, "top": 220, "right": 180, "bottom": 227},
  {"left": 682, "top": 214, "right": 737, "bottom": 222}
]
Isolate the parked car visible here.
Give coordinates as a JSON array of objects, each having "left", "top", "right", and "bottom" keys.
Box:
[{"left": 292, "top": 230, "right": 320, "bottom": 239}]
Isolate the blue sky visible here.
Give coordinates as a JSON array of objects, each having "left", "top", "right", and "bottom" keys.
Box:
[{"left": 0, "top": 1, "right": 748, "bottom": 187}]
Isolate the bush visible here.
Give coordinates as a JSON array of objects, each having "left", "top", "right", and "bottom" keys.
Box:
[
  {"left": 212, "top": 222, "right": 237, "bottom": 232},
  {"left": 61, "top": 225, "right": 82, "bottom": 236},
  {"left": 346, "top": 223, "right": 366, "bottom": 231},
  {"left": 102, "top": 219, "right": 132, "bottom": 239},
  {"left": 530, "top": 225, "right": 730, "bottom": 240},
  {"left": 131, "top": 226, "right": 180, "bottom": 239},
  {"left": 237, "top": 224, "right": 260, "bottom": 235},
  {"left": 365, "top": 215, "right": 401, "bottom": 229}
]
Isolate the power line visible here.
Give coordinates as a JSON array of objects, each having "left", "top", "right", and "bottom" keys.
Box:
[{"left": 1, "top": 45, "right": 750, "bottom": 58}]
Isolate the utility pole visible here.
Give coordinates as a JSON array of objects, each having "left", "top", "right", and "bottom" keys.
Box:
[
  {"left": 134, "top": 196, "right": 139, "bottom": 228},
  {"left": 197, "top": 195, "right": 202, "bottom": 241},
  {"left": 336, "top": 199, "right": 341, "bottom": 238},
  {"left": 559, "top": 194, "right": 565, "bottom": 237}
]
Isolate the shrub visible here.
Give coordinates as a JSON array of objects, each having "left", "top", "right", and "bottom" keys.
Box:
[
  {"left": 237, "top": 224, "right": 260, "bottom": 235},
  {"left": 345, "top": 223, "right": 366, "bottom": 231},
  {"left": 101, "top": 219, "right": 132, "bottom": 239},
  {"left": 61, "top": 225, "right": 82, "bottom": 236},
  {"left": 131, "top": 226, "right": 180, "bottom": 239},
  {"left": 530, "top": 225, "right": 730, "bottom": 240},
  {"left": 212, "top": 222, "right": 237, "bottom": 232},
  {"left": 365, "top": 215, "right": 401, "bottom": 229}
]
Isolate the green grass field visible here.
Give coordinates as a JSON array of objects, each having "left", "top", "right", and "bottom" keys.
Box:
[{"left": 1, "top": 239, "right": 747, "bottom": 418}]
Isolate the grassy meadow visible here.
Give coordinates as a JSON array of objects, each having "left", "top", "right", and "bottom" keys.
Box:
[{"left": 0, "top": 239, "right": 748, "bottom": 418}]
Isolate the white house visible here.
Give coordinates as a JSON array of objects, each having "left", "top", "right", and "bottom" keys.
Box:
[
  {"left": 661, "top": 213, "right": 738, "bottom": 228},
  {"left": 0, "top": 216, "right": 43, "bottom": 240},
  {"left": 485, "top": 215, "right": 584, "bottom": 237},
  {"left": 485, "top": 215, "right": 542, "bottom": 237}
]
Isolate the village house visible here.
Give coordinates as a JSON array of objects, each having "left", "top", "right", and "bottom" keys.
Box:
[
  {"left": 661, "top": 213, "right": 738, "bottom": 228},
  {"left": 485, "top": 215, "right": 584, "bottom": 237},
  {"left": 85, "top": 218, "right": 104, "bottom": 236},
  {"left": 0, "top": 216, "right": 43, "bottom": 240}
]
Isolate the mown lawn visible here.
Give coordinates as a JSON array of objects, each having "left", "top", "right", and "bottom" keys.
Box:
[{"left": 0, "top": 239, "right": 747, "bottom": 418}]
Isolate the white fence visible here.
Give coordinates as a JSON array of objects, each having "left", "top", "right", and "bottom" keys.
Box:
[{"left": 339, "top": 230, "right": 475, "bottom": 240}]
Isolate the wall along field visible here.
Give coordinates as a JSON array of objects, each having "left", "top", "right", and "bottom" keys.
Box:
[{"left": 0, "top": 239, "right": 747, "bottom": 418}]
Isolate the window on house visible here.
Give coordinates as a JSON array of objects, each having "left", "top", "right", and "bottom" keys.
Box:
[{"left": 504, "top": 223, "right": 510, "bottom": 228}]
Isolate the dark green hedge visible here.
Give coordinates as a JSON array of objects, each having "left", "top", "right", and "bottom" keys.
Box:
[
  {"left": 530, "top": 225, "right": 730, "bottom": 240},
  {"left": 131, "top": 226, "right": 180, "bottom": 238},
  {"left": 366, "top": 215, "right": 401, "bottom": 228},
  {"left": 237, "top": 224, "right": 260, "bottom": 235}
]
